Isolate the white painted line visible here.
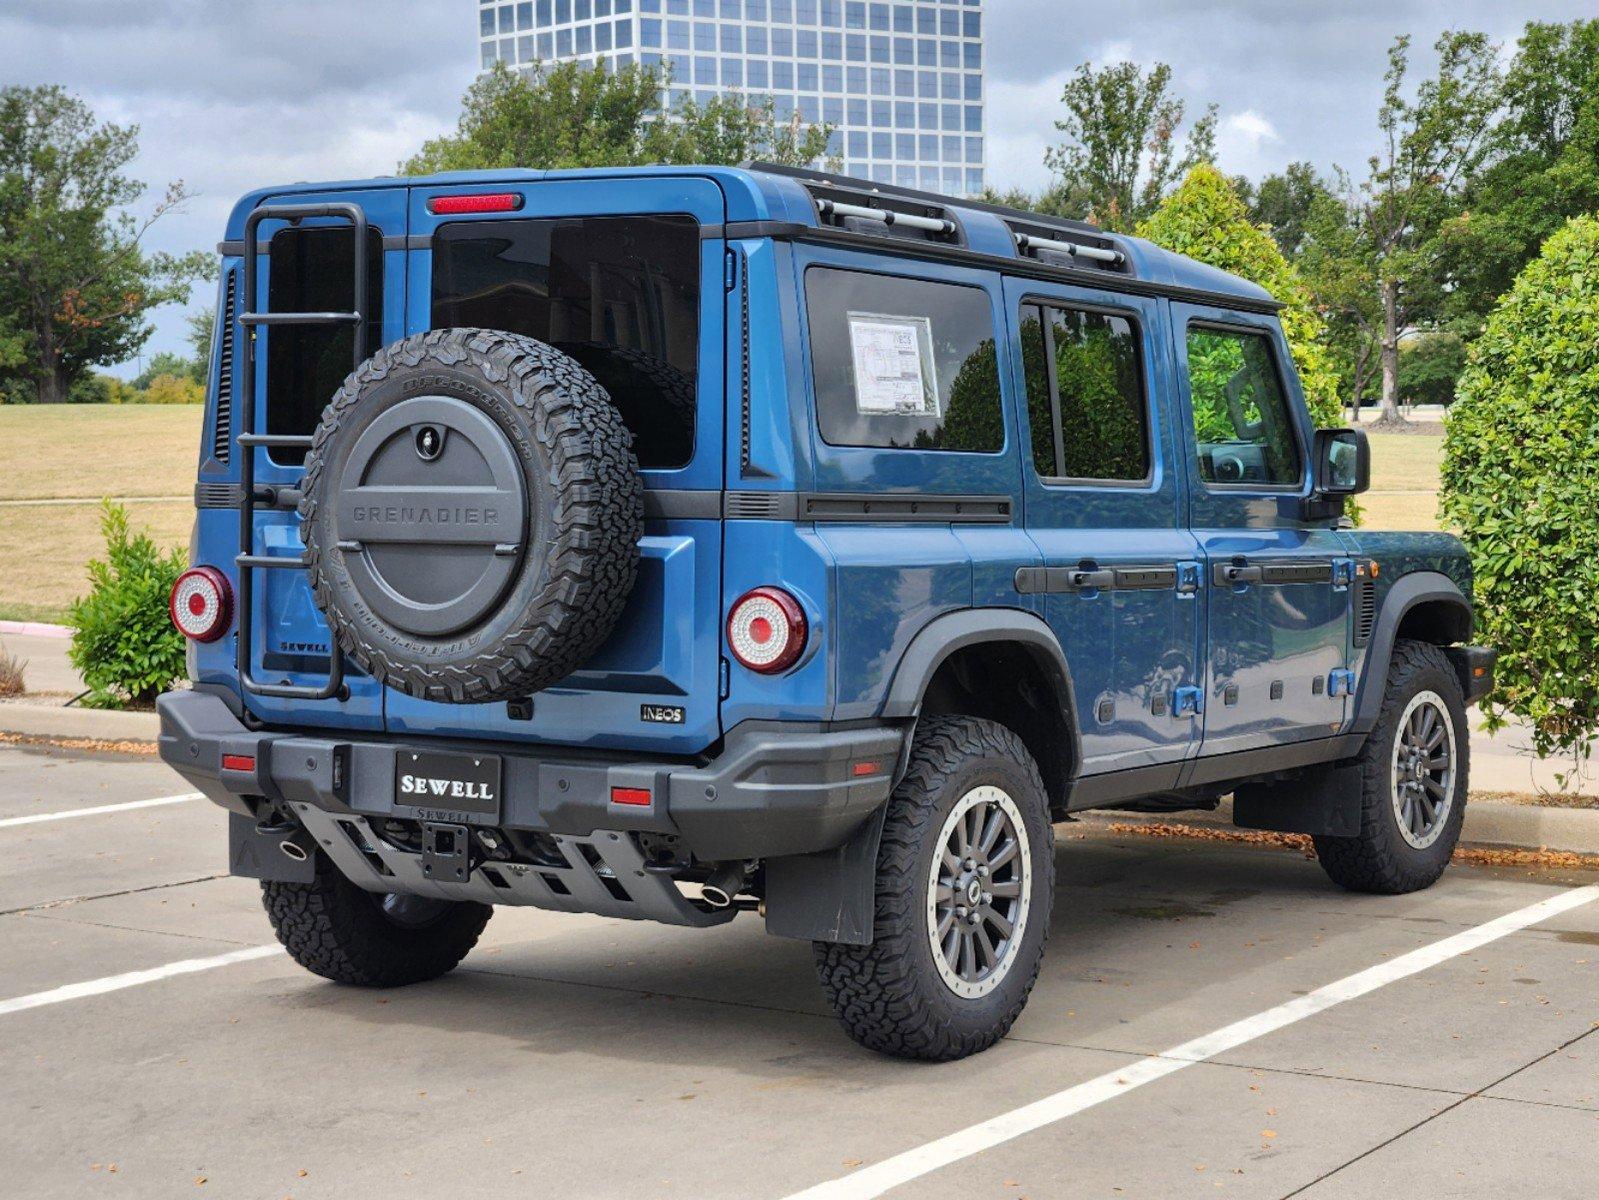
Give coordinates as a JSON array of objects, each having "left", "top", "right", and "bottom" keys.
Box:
[
  {"left": 786, "top": 884, "right": 1599, "bottom": 1200},
  {"left": 0, "top": 945, "right": 283, "bottom": 1018},
  {"left": 0, "top": 792, "right": 204, "bottom": 830}
]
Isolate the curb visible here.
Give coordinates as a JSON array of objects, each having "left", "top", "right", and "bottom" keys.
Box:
[
  {"left": 1083, "top": 796, "right": 1599, "bottom": 859},
  {"left": 0, "top": 703, "right": 158, "bottom": 742},
  {"left": 0, "top": 620, "right": 72, "bottom": 640}
]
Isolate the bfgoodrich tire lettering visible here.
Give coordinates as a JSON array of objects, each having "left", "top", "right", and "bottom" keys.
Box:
[
  {"left": 1313, "top": 639, "right": 1469, "bottom": 894},
  {"left": 299, "top": 328, "right": 644, "bottom": 704},
  {"left": 813, "top": 714, "right": 1054, "bottom": 1061}
]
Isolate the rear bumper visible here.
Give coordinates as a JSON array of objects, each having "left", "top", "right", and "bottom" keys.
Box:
[{"left": 158, "top": 689, "right": 904, "bottom": 865}]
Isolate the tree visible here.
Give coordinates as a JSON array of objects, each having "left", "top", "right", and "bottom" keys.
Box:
[
  {"left": 1352, "top": 34, "right": 1502, "bottom": 424},
  {"left": 1396, "top": 331, "right": 1466, "bottom": 407},
  {"left": 1042, "top": 60, "right": 1217, "bottom": 231},
  {"left": 1238, "top": 161, "right": 1336, "bottom": 259},
  {"left": 1443, "top": 20, "right": 1599, "bottom": 329},
  {"left": 184, "top": 309, "right": 212, "bottom": 385},
  {"left": 1439, "top": 216, "right": 1599, "bottom": 771},
  {"left": 1136, "top": 165, "right": 1341, "bottom": 431},
  {"left": 404, "top": 60, "right": 832, "bottom": 176},
  {"left": 0, "top": 86, "right": 208, "bottom": 404}
]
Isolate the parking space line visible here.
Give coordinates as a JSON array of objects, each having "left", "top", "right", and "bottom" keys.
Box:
[
  {"left": 0, "top": 945, "right": 283, "bottom": 1018},
  {"left": 0, "top": 792, "right": 203, "bottom": 829},
  {"left": 784, "top": 884, "right": 1599, "bottom": 1200}
]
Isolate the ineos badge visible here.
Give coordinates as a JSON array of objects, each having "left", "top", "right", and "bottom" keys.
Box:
[{"left": 415, "top": 425, "right": 445, "bottom": 461}]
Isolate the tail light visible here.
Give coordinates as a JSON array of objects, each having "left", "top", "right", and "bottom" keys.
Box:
[
  {"left": 726, "top": 587, "right": 807, "bottom": 674},
  {"left": 170, "top": 566, "right": 233, "bottom": 643}
]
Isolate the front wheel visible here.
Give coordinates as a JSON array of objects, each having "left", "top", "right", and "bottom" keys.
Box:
[
  {"left": 1313, "top": 639, "right": 1469, "bottom": 894},
  {"left": 813, "top": 714, "right": 1055, "bottom": 1061}
]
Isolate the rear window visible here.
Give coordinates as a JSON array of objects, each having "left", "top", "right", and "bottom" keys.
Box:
[
  {"left": 431, "top": 215, "right": 701, "bottom": 470},
  {"left": 266, "top": 226, "right": 384, "bottom": 464},
  {"left": 804, "top": 267, "right": 1003, "bottom": 453}
]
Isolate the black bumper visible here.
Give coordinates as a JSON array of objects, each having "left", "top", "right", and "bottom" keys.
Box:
[
  {"left": 158, "top": 689, "right": 905, "bottom": 863},
  {"left": 1444, "top": 644, "right": 1497, "bottom": 705}
]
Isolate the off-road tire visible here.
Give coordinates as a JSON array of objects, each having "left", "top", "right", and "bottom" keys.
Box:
[
  {"left": 1313, "top": 639, "right": 1469, "bottom": 894},
  {"left": 299, "top": 328, "right": 643, "bottom": 704},
  {"left": 813, "top": 715, "right": 1055, "bottom": 1061},
  {"left": 261, "top": 854, "right": 492, "bottom": 987}
]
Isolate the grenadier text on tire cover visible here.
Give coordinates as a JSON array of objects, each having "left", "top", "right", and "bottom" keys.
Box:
[{"left": 160, "top": 165, "right": 1496, "bottom": 1061}]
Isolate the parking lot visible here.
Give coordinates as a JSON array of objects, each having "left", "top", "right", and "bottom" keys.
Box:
[{"left": 3, "top": 738, "right": 1596, "bottom": 1200}]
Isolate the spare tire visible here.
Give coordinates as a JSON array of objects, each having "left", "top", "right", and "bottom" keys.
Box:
[{"left": 298, "top": 328, "right": 643, "bottom": 704}]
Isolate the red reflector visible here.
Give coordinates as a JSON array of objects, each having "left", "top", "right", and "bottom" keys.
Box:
[
  {"left": 852, "top": 761, "right": 881, "bottom": 777},
  {"left": 428, "top": 193, "right": 523, "bottom": 215},
  {"left": 611, "top": 787, "right": 651, "bottom": 807},
  {"left": 222, "top": 754, "right": 256, "bottom": 773}
]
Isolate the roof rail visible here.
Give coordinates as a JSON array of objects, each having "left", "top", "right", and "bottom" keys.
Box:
[{"left": 1008, "top": 219, "right": 1129, "bottom": 273}]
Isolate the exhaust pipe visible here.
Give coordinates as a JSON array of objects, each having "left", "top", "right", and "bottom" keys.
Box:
[{"left": 701, "top": 863, "right": 748, "bottom": 910}]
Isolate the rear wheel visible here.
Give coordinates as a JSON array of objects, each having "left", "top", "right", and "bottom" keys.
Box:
[
  {"left": 1313, "top": 640, "right": 1469, "bottom": 894},
  {"left": 262, "top": 854, "right": 492, "bottom": 987},
  {"left": 813, "top": 715, "right": 1054, "bottom": 1061}
]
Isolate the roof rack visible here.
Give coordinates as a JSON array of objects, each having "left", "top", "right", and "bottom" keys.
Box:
[
  {"left": 1007, "top": 218, "right": 1128, "bottom": 273},
  {"left": 743, "top": 160, "right": 1110, "bottom": 241}
]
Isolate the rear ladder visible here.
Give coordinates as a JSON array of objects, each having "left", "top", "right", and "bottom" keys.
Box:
[{"left": 235, "top": 202, "right": 370, "bottom": 701}]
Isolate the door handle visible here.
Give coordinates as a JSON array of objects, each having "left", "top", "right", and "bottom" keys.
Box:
[
  {"left": 1068, "top": 568, "right": 1116, "bottom": 591},
  {"left": 1214, "top": 562, "right": 1263, "bottom": 586}
]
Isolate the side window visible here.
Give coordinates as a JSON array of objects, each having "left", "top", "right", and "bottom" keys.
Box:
[
  {"left": 805, "top": 267, "right": 1003, "bottom": 452},
  {"left": 431, "top": 215, "right": 701, "bottom": 470},
  {"left": 1186, "top": 325, "right": 1302, "bottom": 487},
  {"left": 266, "top": 226, "right": 385, "bottom": 464},
  {"left": 1019, "top": 301, "right": 1149, "bottom": 482}
]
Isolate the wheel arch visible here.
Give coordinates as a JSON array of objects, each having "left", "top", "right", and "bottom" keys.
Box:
[
  {"left": 1352, "top": 571, "right": 1473, "bottom": 735},
  {"left": 881, "top": 609, "right": 1080, "bottom": 811}
]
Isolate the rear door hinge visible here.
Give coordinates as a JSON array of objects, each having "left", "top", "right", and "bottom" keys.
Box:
[
  {"left": 724, "top": 248, "right": 739, "bottom": 291},
  {"left": 719, "top": 657, "right": 731, "bottom": 699}
]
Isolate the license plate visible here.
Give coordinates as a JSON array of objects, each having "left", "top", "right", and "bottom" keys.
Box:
[{"left": 395, "top": 750, "right": 502, "bottom": 823}]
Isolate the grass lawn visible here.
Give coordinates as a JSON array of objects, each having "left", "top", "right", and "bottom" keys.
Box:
[{"left": 0, "top": 404, "right": 200, "bottom": 501}]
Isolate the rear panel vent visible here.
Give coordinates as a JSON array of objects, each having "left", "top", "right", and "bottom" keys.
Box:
[
  {"left": 211, "top": 270, "right": 237, "bottom": 465},
  {"left": 1009, "top": 219, "right": 1129, "bottom": 273},
  {"left": 809, "top": 182, "right": 963, "bottom": 246},
  {"left": 1355, "top": 579, "right": 1377, "bottom": 646}
]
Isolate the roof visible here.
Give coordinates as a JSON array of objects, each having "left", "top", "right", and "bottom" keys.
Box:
[{"left": 222, "top": 163, "right": 1276, "bottom": 310}]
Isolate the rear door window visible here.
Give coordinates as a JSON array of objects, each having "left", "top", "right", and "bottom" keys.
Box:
[
  {"left": 804, "top": 267, "right": 1003, "bottom": 453},
  {"left": 266, "top": 226, "right": 384, "bottom": 463},
  {"left": 431, "top": 215, "right": 701, "bottom": 469}
]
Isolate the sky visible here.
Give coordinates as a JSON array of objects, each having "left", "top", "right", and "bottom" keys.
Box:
[{"left": 3, "top": 0, "right": 1593, "bottom": 376}]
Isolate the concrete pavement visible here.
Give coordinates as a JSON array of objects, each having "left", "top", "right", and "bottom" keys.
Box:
[{"left": 1, "top": 740, "right": 1595, "bottom": 1198}]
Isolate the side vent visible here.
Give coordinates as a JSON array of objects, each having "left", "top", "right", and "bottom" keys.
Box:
[
  {"left": 1354, "top": 579, "right": 1377, "bottom": 646},
  {"left": 1009, "top": 219, "right": 1128, "bottom": 273},
  {"left": 211, "top": 270, "right": 237, "bottom": 465},
  {"left": 811, "top": 183, "right": 962, "bottom": 245}
]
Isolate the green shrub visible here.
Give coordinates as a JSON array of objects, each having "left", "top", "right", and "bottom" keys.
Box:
[
  {"left": 67, "top": 501, "right": 188, "bottom": 709},
  {"left": 1440, "top": 215, "right": 1599, "bottom": 769},
  {"left": 1398, "top": 332, "right": 1467, "bottom": 408}
]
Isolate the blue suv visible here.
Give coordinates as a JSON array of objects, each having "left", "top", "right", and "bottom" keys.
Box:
[{"left": 159, "top": 164, "right": 1494, "bottom": 1060}]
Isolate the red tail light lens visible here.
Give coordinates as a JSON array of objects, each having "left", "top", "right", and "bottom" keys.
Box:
[
  {"left": 427, "top": 193, "right": 524, "bottom": 215},
  {"left": 726, "top": 587, "right": 807, "bottom": 674},
  {"left": 170, "top": 566, "right": 233, "bottom": 643}
]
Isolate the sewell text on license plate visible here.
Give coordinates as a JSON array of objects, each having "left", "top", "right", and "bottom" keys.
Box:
[{"left": 395, "top": 750, "right": 502, "bottom": 823}]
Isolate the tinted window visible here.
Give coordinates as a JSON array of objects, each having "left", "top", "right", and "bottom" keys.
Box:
[
  {"left": 1020, "top": 302, "right": 1148, "bottom": 482},
  {"left": 267, "top": 226, "right": 384, "bottom": 464},
  {"left": 805, "top": 267, "right": 1002, "bottom": 452},
  {"left": 1186, "top": 325, "right": 1302, "bottom": 487},
  {"left": 432, "top": 215, "right": 701, "bottom": 469}
]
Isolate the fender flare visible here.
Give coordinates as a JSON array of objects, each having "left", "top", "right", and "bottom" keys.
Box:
[
  {"left": 1351, "top": 570, "right": 1472, "bottom": 735},
  {"left": 879, "top": 607, "right": 1082, "bottom": 772}
]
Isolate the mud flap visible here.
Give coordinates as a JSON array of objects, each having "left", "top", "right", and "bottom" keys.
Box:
[
  {"left": 763, "top": 806, "right": 887, "bottom": 946},
  {"left": 228, "top": 812, "right": 316, "bottom": 883},
  {"left": 1234, "top": 763, "right": 1363, "bottom": 838}
]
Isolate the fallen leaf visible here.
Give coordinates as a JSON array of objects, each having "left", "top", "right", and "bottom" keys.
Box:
[
  {"left": 843, "top": 1159, "right": 862, "bottom": 1167},
  {"left": 1262, "top": 1130, "right": 1277, "bottom": 1139}
]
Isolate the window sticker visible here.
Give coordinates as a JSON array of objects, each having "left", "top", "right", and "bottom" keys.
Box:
[{"left": 847, "top": 312, "right": 939, "bottom": 417}]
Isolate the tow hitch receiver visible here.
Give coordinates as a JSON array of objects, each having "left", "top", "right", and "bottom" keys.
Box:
[{"left": 421, "top": 823, "right": 472, "bottom": 883}]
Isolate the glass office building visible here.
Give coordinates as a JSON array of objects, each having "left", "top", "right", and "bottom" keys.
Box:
[{"left": 477, "top": 1, "right": 986, "bottom": 196}]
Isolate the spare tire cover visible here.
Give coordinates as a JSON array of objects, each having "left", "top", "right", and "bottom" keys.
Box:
[{"left": 299, "top": 328, "right": 643, "bottom": 704}]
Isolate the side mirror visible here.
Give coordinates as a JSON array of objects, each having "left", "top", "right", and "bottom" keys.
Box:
[{"left": 1313, "top": 427, "right": 1370, "bottom": 496}]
